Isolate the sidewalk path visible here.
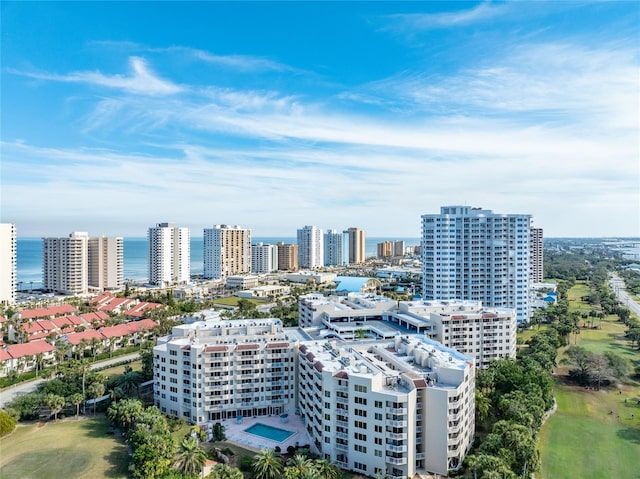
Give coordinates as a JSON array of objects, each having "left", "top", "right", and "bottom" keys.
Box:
[{"left": 0, "top": 352, "right": 141, "bottom": 408}]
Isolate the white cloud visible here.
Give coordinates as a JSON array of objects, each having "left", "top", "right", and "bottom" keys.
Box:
[
  {"left": 384, "top": 2, "right": 509, "bottom": 31},
  {"left": 11, "top": 57, "right": 182, "bottom": 96}
]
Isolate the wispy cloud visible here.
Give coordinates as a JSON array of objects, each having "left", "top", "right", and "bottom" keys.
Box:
[
  {"left": 10, "top": 56, "right": 182, "bottom": 96},
  {"left": 91, "top": 40, "right": 302, "bottom": 73},
  {"left": 384, "top": 2, "right": 509, "bottom": 32}
]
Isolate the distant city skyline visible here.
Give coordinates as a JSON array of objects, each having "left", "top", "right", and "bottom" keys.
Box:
[{"left": 1, "top": 2, "right": 638, "bottom": 237}]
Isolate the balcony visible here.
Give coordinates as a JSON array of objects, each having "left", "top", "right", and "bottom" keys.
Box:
[
  {"left": 385, "top": 456, "right": 407, "bottom": 465},
  {"left": 335, "top": 443, "right": 349, "bottom": 451},
  {"left": 387, "top": 407, "right": 407, "bottom": 415},
  {"left": 386, "top": 444, "right": 407, "bottom": 453},
  {"left": 386, "top": 431, "right": 408, "bottom": 440},
  {"left": 336, "top": 397, "right": 349, "bottom": 405},
  {"left": 335, "top": 419, "right": 349, "bottom": 428},
  {"left": 335, "top": 431, "right": 348, "bottom": 440},
  {"left": 416, "top": 452, "right": 425, "bottom": 460},
  {"left": 387, "top": 420, "right": 407, "bottom": 428}
]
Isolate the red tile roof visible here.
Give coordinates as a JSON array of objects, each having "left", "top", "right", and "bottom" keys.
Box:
[
  {"left": 266, "top": 342, "right": 290, "bottom": 349},
  {"left": 236, "top": 343, "right": 259, "bottom": 350},
  {"left": 19, "top": 304, "right": 77, "bottom": 320},
  {"left": 6, "top": 341, "right": 55, "bottom": 359},
  {"left": 52, "top": 317, "right": 73, "bottom": 329},
  {"left": 98, "top": 319, "right": 158, "bottom": 339},
  {"left": 0, "top": 349, "right": 13, "bottom": 361},
  {"left": 64, "top": 329, "right": 105, "bottom": 345}
]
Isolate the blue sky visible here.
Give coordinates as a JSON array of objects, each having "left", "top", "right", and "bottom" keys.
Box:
[{"left": 1, "top": 1, "right": 638, "bottom": 237}]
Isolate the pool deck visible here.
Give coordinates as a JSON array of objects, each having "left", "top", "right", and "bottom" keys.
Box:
[{"left": 222, "top": 414, "right": 310, "bottom": 452}]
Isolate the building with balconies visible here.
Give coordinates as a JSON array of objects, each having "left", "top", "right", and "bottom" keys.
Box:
[
  {"left": 297, "top": 336, "right": 475, "bottom": 477},
  {"left": 421, "top": 206, "right": 533, "bottom": 323},
  {"left": 153, "top": 317, "right": 297, "bottom": 424}
]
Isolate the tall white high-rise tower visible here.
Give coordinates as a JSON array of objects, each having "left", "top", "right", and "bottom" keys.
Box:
[
  {"left": 421, "top": 206, "right": 532, "bottom": 323},
  {"left": 148, "top": 223, "right": 190, "bottom": 287},
  {"left": 0, "top": 223, "right": 17, "bottom": 305},
  {"left": 297, "top": 225, "right": 323, "bottom": 268}
]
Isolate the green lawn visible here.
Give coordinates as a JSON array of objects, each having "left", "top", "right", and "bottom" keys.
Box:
[
  {"left": 0, "top": 417, "right": 129, "bottom": 479},
  {"left": 539, "top": 283, "right": 640, "bottom": 479},
  {"left": 539, "top": 382, "right": 640, "bottom": 479},
  {"left": 212, "top": 296, "right": 267, "bottom": 307},
  {"left": 99, "top": 359, "right": 142, "bottom": 378}
]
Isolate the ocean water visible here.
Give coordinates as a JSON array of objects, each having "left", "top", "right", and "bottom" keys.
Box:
[{"left": 16, "top": 236, "right": 420, "bottom": 286}]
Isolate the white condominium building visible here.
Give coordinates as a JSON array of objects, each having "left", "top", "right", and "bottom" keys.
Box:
[
  {"left": 88, "top": 236, "right": 123, "bottom": 291},
  {"left": 347, "top": 227, "right": 366, "bottom": 263},
  {"left": 251, "top": 242, "right": 278, "bottom": 274},
  {"left": 297, "top": 225, "right": 324, "bottom": 269},
  {"left": 531, "top": 227, "right": 544, "bottom": 283},
  {"left": 298, "top": 292, "right": 396, "bottom": 328},
  {"left": 153, "top": 317, "right": 297, "bottom": 423},
  {"left": 421, "top": 206, "right": 532, "bottom": 323},
  {"left": 395, "top": 300, "right": 517, "bottom": 369},
  {"left": 148, "top": 223, "right": 190, "bottom": 287},
  {"left": 42, "top": 232, "right": 89, "bottom": 295},
  {"left": 324, "top": 230, "right": 349, "bottom": 266},
  {"left": 203, "top": 225, "right": 251, "bottom": 279},
  {"left": 298, "top": 337, "right": 475, "bottom": 477},
  {"left": 0, "top": 223, "right": 17, "bottom": 305}
]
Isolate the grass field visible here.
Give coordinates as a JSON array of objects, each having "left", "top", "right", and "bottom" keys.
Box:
[
  {"left": 539, "top": 382, "right": 640, "bottom": 479},
  {"left": 98, "top": 359, "right": 142, "bottom": 378},
  {"left": 538, "top": 282, "right": 640, "bottom": 479},
  {"left": 0, "top": 417, "right": 129, "bottom": 479},
  {"left": 212, "top": 296, "right": 268, "bottom": 307}
]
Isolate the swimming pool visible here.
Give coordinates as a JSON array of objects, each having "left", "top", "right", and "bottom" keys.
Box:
[{"left": 244, "top": 423, "right": 294, "bottom": 442}]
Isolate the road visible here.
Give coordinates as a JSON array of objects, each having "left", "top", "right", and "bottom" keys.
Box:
[
  {"left": 0, "top": 352, "right": 141, "bottom": 408},
  {"left": 609, "top": 273, "right": 640, "bottom": 317}
]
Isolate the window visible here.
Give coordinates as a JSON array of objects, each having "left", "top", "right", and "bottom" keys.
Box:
[
  {"left": 354, "top": 385, "right": 368, "bottom": 393},
  {"left": 354, "top": 445, "right": 367, "bottom": 453},
  {"left": 374, "top": 400, "right": 382, "bottom": 408},
  {"left": 355, "top": 396, "right": 367, "bottom": 405}
]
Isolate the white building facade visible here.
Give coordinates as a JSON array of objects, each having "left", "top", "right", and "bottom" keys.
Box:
[
  {"left": 0, "top": 223, "right": 17, "bottom": 305},
  {"left": 251, "top": 242, "right": 278, "bottom": 274},
  {"left": 324, "top": 230, "right": 349, "bottom": 266},
  {"left": 395, "top": 300, "right": 517, "bottom": 369},
  {"left": 153, "top": 317, "right": 297, "bottom": 423},
  {"left": 42, "top": 232, "right": 89, "bottom": 295},
  {"left": 298, "top": 337, "right": 475, "bottom": 477},
  {"left": 148, "top": 223, "right": 190, "bottom": 287},
  {"left": 88, "top": 236, "right": 124, "bottom": 291},
  {"left": 203, "top": 225, "right": 251, "bottom": 279},
  {"left": 531, "top": 227, "right": 544, "bottom": 283},
  {"left": 297, "top": 225, "right": 324, "bottom": 269},
  {"left": 421, "top": 206, "right": 532, "bottom": 323}
]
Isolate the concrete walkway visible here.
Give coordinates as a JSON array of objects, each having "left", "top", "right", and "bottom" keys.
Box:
[{"left": 0, "top": 352, "right": 141, "bottom": 408}]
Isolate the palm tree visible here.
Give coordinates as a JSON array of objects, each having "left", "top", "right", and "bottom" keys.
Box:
[
  {"left": 87, "top": 382, "right": 105, "bottom": 416},
  {"left": 206, "top": 464, "right": 243, "bottom": 479},
  {"left": 55, "top": 342, "right": 71, "bottom": 372},
  {"left": 34, "top": 352, "right": 45, "bottom": 377},
  {"left": 252, "top": 449, "right": 283, "bottom": 479},
  {"left": 66, "top": 392, "right": 83, "bottom": 419},
  {"left": 44, "top": 393, "right": 66, "bottom": 421},
  {"left": 118, "top": 369, "right": 143, "bottom": 398},
  {"left": 285, "top": 454, "right": 313, "bottom": 478},
  {"left": 90, "top": 337, "right": 102, "bottom": 362},
  {"left": 174, "top": 436, "right": 208, "bottom": 478},
  {"left": 475, "top": 389, "right": 492, "bottom": 423},
  {"left": 314, "top": 459, "right": 341, "bottom": 479}
]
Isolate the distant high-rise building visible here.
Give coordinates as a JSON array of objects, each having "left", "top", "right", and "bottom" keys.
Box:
[
  {"left": 393, "top": 240, "right": 406, "bottom": 257},
  {"left": 276, "top": 242, "right": 298, "bottom": 271},
  {"left": 88, "top": 236, "right": 124, "bottom": 291},
  {"left": 203, "top": 225, "right": 251, "bottom": 279},
  {"left": 347, "top": 227, "right": 366, "bottom": 263},
  {"left": 531, "top": 227, "right": 544, "bottom": 283},
  {"left": 324, "top": 229, "right": 349, "bottom": 266},
  {"left": 421, "top": 206, "right": 532, "bottom": 323},
  {"left": 148, "top": 223, "right": 190, "bottom": 287},
  {"left": 297, "top": 225, "right": 323, "bottom": 268},
  {"left": 251, "top": 242, "right": 278, "bottom": 274},
  {"left": 0, "top": 223, "right": 17, "bottom": 305},
  {"left": 377, "top": 241, "right": 393, "bottom": 258},
  {"left": 43, "top": 232, "right": 89, "bottom": 295}
]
